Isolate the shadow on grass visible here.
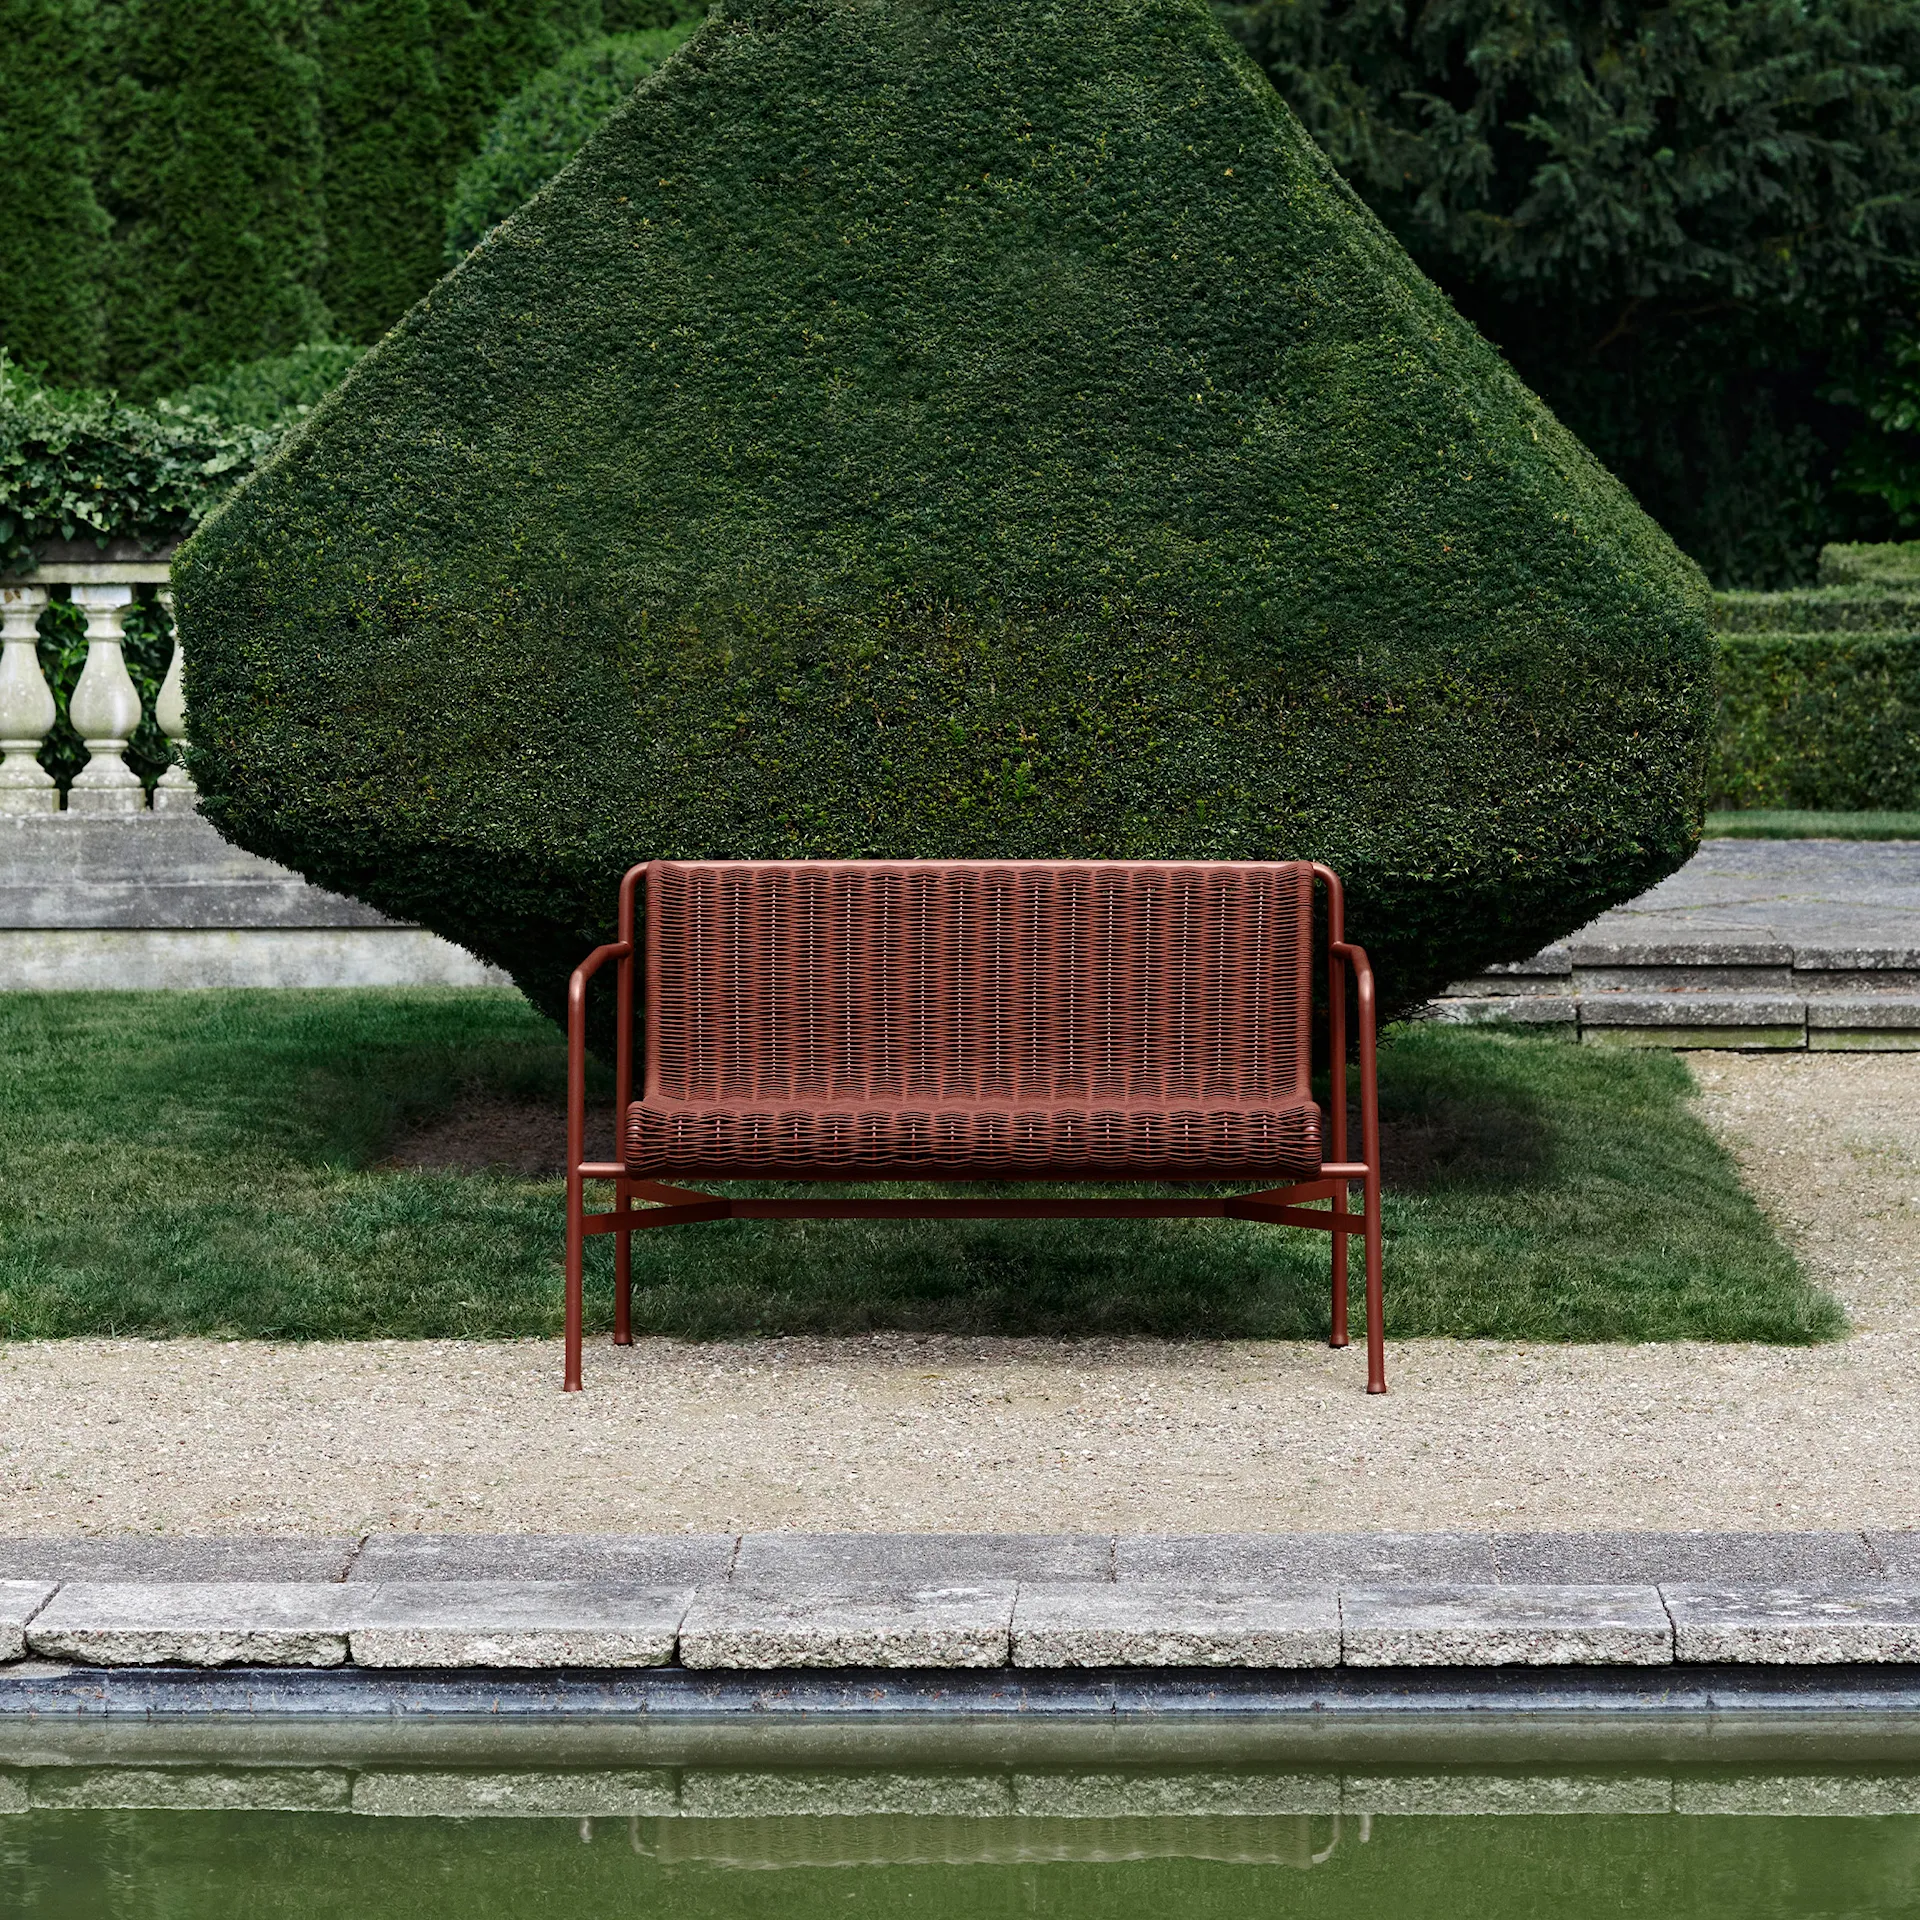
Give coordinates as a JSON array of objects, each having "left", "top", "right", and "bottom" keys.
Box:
[{"left": 0, "top": 989, "right": 1842, "bottom": 1344}]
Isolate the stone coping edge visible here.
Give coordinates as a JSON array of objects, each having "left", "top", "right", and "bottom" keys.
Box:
[
  {"left": 11, "top": 1662, "right": 1920, "bottom": 1718},
  {"left": 12, "top": 1580, "right": 1920, "bottom": 1684}
]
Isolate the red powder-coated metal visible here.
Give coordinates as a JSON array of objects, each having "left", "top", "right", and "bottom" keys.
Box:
[{"left": 564, "top": 860, "right": 1385, "bottom": 1396}]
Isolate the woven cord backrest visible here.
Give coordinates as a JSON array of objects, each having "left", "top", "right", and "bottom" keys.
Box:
[{"left": 643, "top": 861, "right": 1315, "bottom": 1107}]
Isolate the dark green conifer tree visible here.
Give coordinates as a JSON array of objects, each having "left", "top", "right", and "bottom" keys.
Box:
[
  {"left": 98, "top": 0, "right": 329, "bottom": 396},
  {"left": 1219, "top": 0, "right": 1920, "bottom": 586},
  {"left": 317, "top": 0, "right": 602, "bottom": 341},
  {"left": 0, "top": 0, "right": 109, "bottom": 384},
  {"left": 317, "top": 0, "right": 451, "bottom": 339}
]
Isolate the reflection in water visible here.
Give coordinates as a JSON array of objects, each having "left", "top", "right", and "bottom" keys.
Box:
[{"left": 6, "top": 1759, "right": 1920, "bottom": 1917}]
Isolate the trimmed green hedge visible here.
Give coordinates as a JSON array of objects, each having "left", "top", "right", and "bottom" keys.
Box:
[
  {"left": 178, "top": 0, "right": 1713, "bottom": 1033},
  {"left": 1711, "top": 549, "right": 1920, "bottom": 809},
  {"left": 1820, "top": 542, "right": 1920, "bottom": 589},
  {"left": 1716, "top": 589, "right": 1920, "bottom": 633},
  {"left": 1714, "top": 630, "right": 1920, "bottom": 810},
  {"left": 0, "top": 0, "right": 108, "bottom": 384},
  {"left": 318, "top": 0, "right": 606, "bottom": 344}
]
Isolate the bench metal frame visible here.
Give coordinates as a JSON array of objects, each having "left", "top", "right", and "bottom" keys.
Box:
[{"left": 566, "top": 861, "right": 1383, "bottom": 1394}]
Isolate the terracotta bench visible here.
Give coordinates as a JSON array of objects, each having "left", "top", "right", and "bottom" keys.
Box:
[{"left": 565, "top": 859, "right": 1383, "bottom": 1392}]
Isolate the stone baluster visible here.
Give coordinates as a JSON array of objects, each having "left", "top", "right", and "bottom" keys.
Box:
[
  {"left": 152, "top": 588, "right": 197, "bottom": 812},
  {"left": 64, "top": 583, "right": 147, "bottom": 813},
  {"left": 0, "top": 584, "right": 58, "bottom": 813}
]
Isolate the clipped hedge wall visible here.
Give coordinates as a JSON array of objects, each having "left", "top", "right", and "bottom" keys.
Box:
[
  {"left": 178, "top": 0, "right": 1714, "bottom": 1033},
  {"left": 1713, "top": 631, "right": 1920, "bottom": 809},
  {"left": 318, "top": 0, "right": 604, "bottom": 343},
  {"left": 1712, "top": 545, "right": 1920, "bottom": 808},
  {"left": 1716, "top": 589, "right": 1920, "bottom": 634},
  {"left": 1820, "top": 542, "right": 1920, "bottom": 589}
]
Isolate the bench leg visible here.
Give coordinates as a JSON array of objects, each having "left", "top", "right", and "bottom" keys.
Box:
[
  {"left": 1362, "top": 1165, "right": 1385, "bottom": 1394},
  {"left": 1329, "top": 1187, "right": 1350, "bottom": 1349},
  {"left": 613, "top": 1184, "right": 633, "bottom": 1348},
  {"left": 564, "top": 1170, "right": 585, "bottom": 1393}
]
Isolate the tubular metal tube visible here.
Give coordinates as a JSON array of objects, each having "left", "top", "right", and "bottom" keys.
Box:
[
  {"left": 1315, "top": 865, "right": 1350, "bottom": 1350},
  {"left": 1335, "top": 936, "right": 1385, "bottom": 1394},
  {"left": 565, "top": 939, "right": 632, "bottom": 1392}
]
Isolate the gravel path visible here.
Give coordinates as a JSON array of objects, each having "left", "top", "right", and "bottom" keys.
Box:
[{"left": 6, "top": 1053, "right": 1920, "bottom": 1538}]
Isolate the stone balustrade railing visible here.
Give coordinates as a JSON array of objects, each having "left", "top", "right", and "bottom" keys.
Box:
[{"left": 0, "top": 556, "right": 194, "bottom": 817}]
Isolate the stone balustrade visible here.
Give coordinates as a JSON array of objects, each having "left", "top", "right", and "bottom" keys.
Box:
[
  {"left": 0, "top": 550, "right": 505, "bottom": 990},
  {"left": 0, "top": 555, "right": 195, "bottom": 817}
]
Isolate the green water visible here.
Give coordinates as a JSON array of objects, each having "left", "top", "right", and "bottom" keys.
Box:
[{"left": 8, "top": 1734, "right": 1920, "bottom": 1917}]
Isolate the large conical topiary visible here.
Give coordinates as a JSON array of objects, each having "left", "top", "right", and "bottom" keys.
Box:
[{"left": 175, "top": 0, "right": 1714, "bottom": 1029}]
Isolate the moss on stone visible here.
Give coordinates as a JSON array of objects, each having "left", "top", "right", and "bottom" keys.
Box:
[{"left": 177, "top": 0, "right": 1713, "bottom": 1030}]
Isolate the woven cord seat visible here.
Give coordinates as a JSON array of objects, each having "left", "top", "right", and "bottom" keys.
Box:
[
  {"left": 624, "top": 1099, "right": 1323, "bottom": 1180},
  {"left": 566, "top": 860, "right": 1384, "bottom": 1393}
]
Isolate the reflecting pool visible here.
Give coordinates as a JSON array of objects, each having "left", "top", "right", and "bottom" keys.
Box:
[{"left": 6, "top": 1718, "right": 1920, "bottom": 1917}]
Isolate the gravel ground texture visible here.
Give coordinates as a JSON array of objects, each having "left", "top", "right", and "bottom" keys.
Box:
[{"left": 4, "top": 1052, "right": 1917, "bottom": 1537}]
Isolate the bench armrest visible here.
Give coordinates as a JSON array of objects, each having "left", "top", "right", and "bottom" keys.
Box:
[
  {"left": 568, "top": 941, "right": 633, "bottom": 1179},
  {"left": 1329, "top": 939, "right": 1379, "bottom": 1175}
]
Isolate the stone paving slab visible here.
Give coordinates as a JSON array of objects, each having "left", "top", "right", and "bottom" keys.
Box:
[
  {"left": 1674, "top": 1774, "right": 1920, "bottom": 1816},
  {"left": 1010, "top": 1771, "right": 1340, "bottom": 1816},
  {"left": 1664, "top": 1586, "right": 1920, "bottom": 1663},
  {"left": 346, "top": 1582, "right": 692, "bottom": 1669},
  {"left": 1342, "top": 1585, "right": 1673, "bottom": 1667},
  {"left": 679, "top": 1583, "right": 1018, "bottom": 1670},
  {"left": 1011, "top": 1583, "right": 1339, "bottom": 1669},
  {"left": 1492, "top": 1531, "right": 1881, "bottom": 1585},
  {"left": 1579, "top": 993, "right": 1806, "bottom": 1027},
  {"left": 1573, "top": 842, "right": 1920, "bottom": 951},
  {"left": 349, "top": 1534, "right": 734, "bottom": 1585},
  {"left": 29, "top": 1765, "right": 349, "bottom": 1811},
  {"left": 1115, "top": 1533, "right": 1497, "bottom": 1585},
  {"left": 1866, "top": 1532, "right": 1920, "bottom": 1577},
  {"left": 15, "top": 1536, "right": 1920, "bottom": 1682},
  {"left": 732, "top": 1534, "right": 1110, "bottom": 1586},
  {"left": 352, "top": 1768, "right": 676, "bottom": 1818},
  {"left": 0, "top": 1582, "right": 55, "bottom": 1663},
  {"left": 26, "top": 1583, "right": 354, "bottom": 1668},
  {"left": 679, "top": 1768, "right": 1013, "bottom": 1817},
  {"left": 1343, "top": 1772, "right": 1672, "bottom": 1814},
  {"left": 0, "top": 1539, "right": 357, "bottom": 1583},
  {"left": 1806, "top": 995, "right": 1920, "bottom": 1029},
  {"left": 2, "top": 1530, "right": 1910, "bottom": 1587},
  {"left": 1434, "top": 842, "right": 1920, "bottom": 1043}
]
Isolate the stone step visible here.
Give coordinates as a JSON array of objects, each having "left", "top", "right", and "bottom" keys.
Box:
[
  {"left": 1427, "top": 988, "right": 1920, "bottom": 1049},
  {"left": 1459, "top": 940, "right": 1920, "bottom": 994}
]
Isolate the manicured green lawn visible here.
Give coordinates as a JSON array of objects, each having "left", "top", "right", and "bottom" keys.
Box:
[
  {"left": 1705, "top": 809, "right": 1920, "bottom": 839},
  {"left": 0, "top": 990, "right": 1840, "bottom": 1344}
]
